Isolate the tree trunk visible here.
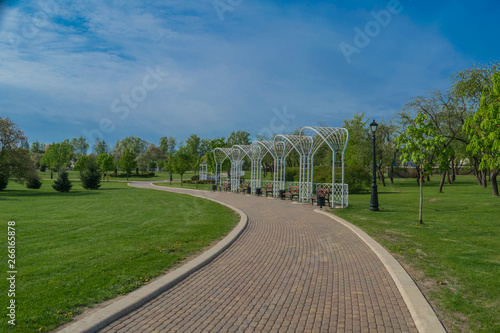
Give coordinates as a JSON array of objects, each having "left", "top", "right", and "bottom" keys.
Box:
[
  {"left": 451, "top": 156, "right": 456, "bottom": 182},
  {"left": 377, "top": 168, "right": 386, "bottom": 187},
  {"left": 481, "top": 170, "right": 488, "bottom": 188},
  {"left": 447, "top": 171, "right": 452, "bottom": 185},
  {"left": 438, "top": 172, "right": 445, "bottom": 193},
  {"left": 181, "top": 174, "right": 183, "bottom": 187},
  {"left": 419, "top": 172, "right": 423, "bottom": 224},
  {"left": 491, "top": 169, "right": 499, "bottom": 197},
  {"left": 389, "top": 165, "right": 394, "bottom": 184}
]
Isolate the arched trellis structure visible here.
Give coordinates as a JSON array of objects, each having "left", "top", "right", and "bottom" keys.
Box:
[
  {"left": 299, "top": 127, "right": 349, "bottom": 208},
  {"left": 212, "top": 126, "right": 349, "bottom": 208},
  {"left": 274, "top": 135, "right": 310, "bottom": 196},
  {"left": 234, "top": 144, "right": 266, "bottom": 194},
  {"left": 213, "top": 148, "right": 234, "bottom": 187}
]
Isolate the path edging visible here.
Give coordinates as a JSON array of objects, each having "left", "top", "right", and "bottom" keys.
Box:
[
  {"left": 315, "top": 209, "right": 446, "bottom": 333},
  {"left": 57, "top": 184, "right": 248, "bottom": 333}
]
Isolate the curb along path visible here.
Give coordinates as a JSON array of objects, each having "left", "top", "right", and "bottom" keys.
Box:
[{"left": 76, "top": 181, "right": 444, "bottom": 332}]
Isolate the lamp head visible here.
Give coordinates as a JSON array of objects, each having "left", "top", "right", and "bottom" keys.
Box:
[{"left": 370, "top": 119, "right": 378, "bottom": 134}]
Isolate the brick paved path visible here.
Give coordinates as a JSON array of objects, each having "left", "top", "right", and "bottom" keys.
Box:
[{"left": 100, "top": 183, "right": 418, "bottom": 332}]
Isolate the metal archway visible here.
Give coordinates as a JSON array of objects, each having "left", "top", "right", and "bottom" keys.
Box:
[{"left": 299, "top": 127, "right": 349, "bottom": 207}]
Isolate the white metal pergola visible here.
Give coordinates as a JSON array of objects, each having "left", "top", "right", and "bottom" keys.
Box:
[{"left": 212, "top": 126, "right": 349, "bottom": 207}]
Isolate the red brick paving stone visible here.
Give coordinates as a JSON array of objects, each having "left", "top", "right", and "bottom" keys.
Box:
[{"left": 98, "top": 183, "right": 418, "bottom": 332}]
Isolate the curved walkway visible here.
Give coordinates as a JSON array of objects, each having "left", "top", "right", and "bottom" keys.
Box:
[{"left": 71, "top": 182, "right": 444, "bottom": 332}]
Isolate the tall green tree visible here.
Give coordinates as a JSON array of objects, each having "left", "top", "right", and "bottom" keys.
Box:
[
  {"left": 71, "top": 136, "right": 89, "bottom": 157},
  {"left": 41, "top": 141, "right": 75, "bottom": 178},
  {"left": 30, "top": 141, "right": 45, "bottom": 154},
  {"left": 74, "top": 155, "right": 101, "bottom": 190},
  {"left": 117, "top": 148, "right": 137, "bottom": 180},
  {"left": 137, "top": 144, "right": 165, "bottom": 171},
  {"left": 0, "top": 117, "right": 37, "bottom": 189},
  {"left": 463, "top": 71, "right": 500, "bottom": 197},
  {"left": 116, "top": 136, "right": 149, "bottom": 155},
  {"left": 159, "top": 136, "right": 176, "bottom": 182},
  {"left": 173, "top": 146, "right": 192, "bottom": 186},
  {"left": 186, "top": 134, "right": 201, "bottom": 158},
  {"left": 97, "top": 153, "right": 114, "bottom": 181},
  {"left": 93, "top": 138, "right": 109, "bottom": 155},
  {"left": 397, "top": 113, "right": 452, "bottom": 224},
  {"left": 226, "top": 130, "right": 251, "bottom": 147}
]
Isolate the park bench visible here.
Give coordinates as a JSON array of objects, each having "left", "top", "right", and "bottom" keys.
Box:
[
  {"left": 220, "top": 181, "right": 231, "bottom": 192},
  {"left": 238, "top": 182, "right": 249, "bottom": 194},
  {"left": 311, "top": 188, "right": 331, "bottom": 207},
  {"left": 284, "top": 186, "right": 300, "bottom": 201},
  {"left": 264, "top": 184, "right": 274, "bottom": 197}
]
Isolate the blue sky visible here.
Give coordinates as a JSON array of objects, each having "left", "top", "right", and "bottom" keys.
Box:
[{"left": 0, "top": 0, "right": 498, "bottom": 149}]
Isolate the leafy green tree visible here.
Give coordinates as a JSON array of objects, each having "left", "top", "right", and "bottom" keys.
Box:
[
  {"left": 0, "top": 117, "right": 37, "bottom": 189},
  {"left": 97, "top": 153, "right": 114, "bottom": 181},
  {"left": 75, "top": 155, "right": 101, "bottom": 190},
  {"left": 118, "top": 148, "right": 137, "bottom": 180},
  {"left": 93, "top": 138, "right": 109, "bottom": 155},
  {"left": 52, "top": 170, "right": 72, "bottom": 192},
  {"left": 397, "top": 113, "right": 452, "bottom": 223},
  {"left": 116, "top": 136, "right": 149, "bottom": 155},
  {"left": 26, "top": 175, "right": 42, "bottom": 189},
  {"left": 136, "top": 144, "right": 165, "bottom": 171},
  {"left": 173, "top": 146, "right": 192, "bottom": 186},
  {"left": 30, "top": 141, "right": 45, "bottom": 154},
  {"left": 226, "top": 130, "right": 251, "bottom": 147},
  {"left": 41, "top": 141, "right": 74, "bottom": 179},
  {"left": 71, "top": 136, "right": 89, "bottom": 157},
  {"left": 186, "top": 134, "right": 201, "bottom": 158},
  {"left": 463, "top": 71, "right": 500, "bottom": 197},
  {"left": 159, "top": 136, "right": 176, "bottom": 182}
]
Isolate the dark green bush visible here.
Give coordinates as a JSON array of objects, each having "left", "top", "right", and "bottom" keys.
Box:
[
  {"left": 26, "top": 176, "right": 42, "bottom": 189},
  {"left": 80, "top": 166, "right": 101, "bottom": 190},
  {"left": 285, "top": 167, "right": 299, "bottom": 181},
  {"left": 0, "top": 172, "right": 9, "bottom": 191},
  {"left": 52, "top": 170, "right": 72, "bottom": 192},
  {"left": 345, "top": 164, "right": 371, "bottom": 194},
  {"left": 191, "top": 175, "right": 200, "bottom": 181}
]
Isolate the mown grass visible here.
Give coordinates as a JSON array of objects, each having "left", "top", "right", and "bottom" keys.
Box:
[
  {"left": 331, "top": 175, "right": 500, "bottom": 333},
  {"left": 0, "top": 181, "right": 239, "bottom": 332}
]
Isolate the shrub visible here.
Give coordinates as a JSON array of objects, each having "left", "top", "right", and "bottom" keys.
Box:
[
  {"left": 40, "top": 165, "right": 47, "bottom": 172},
  {"left": 313, "top": 165, "right": 332, "bottom": 183},
  {"left": 285, "top": 167, "right": 299, "bottom": 181},
  {"left": 0, "top": 172, "right": 8, "bottom": 191},
  {"left": 191, "top": 175, "right": 200, "bottom": 181},
  {"left": 80, "top": 166, "right": 101, "bottom": 190},
  {"left": 344, "top": 164, "right": 371, "bottom": 194},
  {"left": 52, "top": 170, "right": 72, "bottom": 192},
  {"left": 26, "top": 176, "right": 42, "bottom": 189}
]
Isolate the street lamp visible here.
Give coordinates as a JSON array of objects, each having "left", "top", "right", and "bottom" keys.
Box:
[{"left": 370, "top": 119, "right": 379, "bottom": 211}]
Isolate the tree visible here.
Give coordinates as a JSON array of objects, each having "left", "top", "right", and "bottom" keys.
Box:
[
  {"left": 226, "top": 130, "right": 251, "bottom": 147},
  {"left": 159, "top": 136, "right": 176, "bottom": 183},
  {"left": 118, "top": 148, "right": 137, "bottom": 180},
  {"left": 463, "top": 71, "right": 500, "bottom": 197},
  {"left": 71, "top": 136, "right": 89, "bottom": 157},
  {"left": 186, "top": 134, "right": 201, "bottom": 158},
  {"left": 93, "top": 138, "right": 109, "bottom": 155},
  {"left": 397, "top": 113, "right": 452, "bottom": 223},
  {"left": 451, "top": 62, "right": 499, "bottom": 187},
  {"left": 52, "top": 170, "right": 72, "bottom": 192},
  {"left": 173, "top": 146, "right": 192, "bottom": 186},
  {"left": 116, "top": 136, "right": 149, "bottom": 155},
  {"left": 136, "top": 144, "right": 165, "bottom": 171},
  {"left": 41, "top": 141, "right": 74, "bottom": 178},
  {"left": 75, "top": 155, "right": 101, "bottom": 190},
  {"left": 97, "top": 153, "right": 114, "bottom": 181},
  {"left": 0, "top": 117, "right": 38, "bottom": 189},
  {"left": 30, "top": 141, "right": 45, "bottom": 154}
]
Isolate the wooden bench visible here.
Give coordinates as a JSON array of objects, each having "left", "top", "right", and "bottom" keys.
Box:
[
  {"left": 238, "top": 182, "right": 249, "bottom": 194},
  {"left": 220, "top": 181, "right": 231, "bottom": 192},
  {"left": 284, "top": 186, "right": 300, "bottom": 201},
  {"left": 264, "top": 184, "right": 274, "bottom": 197},
  {"left": 311, "top": 188, "right": 331, "bottom": 206}
]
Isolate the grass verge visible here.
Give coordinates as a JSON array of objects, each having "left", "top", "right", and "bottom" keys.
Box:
[
  {"left": 331, "top": 175, "right": 499, "bottom": 333},
  {"left": 0, "top": 181, "right": 239, "bottom": 332}
]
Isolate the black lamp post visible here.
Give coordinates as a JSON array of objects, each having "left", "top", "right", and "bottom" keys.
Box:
[{"left": 370, "top": 119, "right": 379, "bottom": 211}]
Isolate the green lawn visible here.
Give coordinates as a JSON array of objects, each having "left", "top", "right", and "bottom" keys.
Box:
[
  {"left": 331, "top": 175, "right": 499, "bottom": 333},
  {"left": 0, "top": 181, "right": 239, "bottom": 332}
]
